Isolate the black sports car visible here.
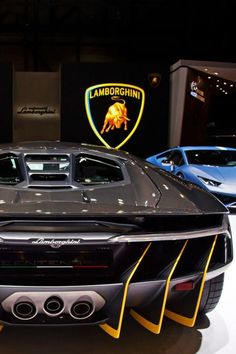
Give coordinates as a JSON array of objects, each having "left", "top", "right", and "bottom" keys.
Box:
[{"left": 0, "top": 141, "right": 233, "bottom": 338}]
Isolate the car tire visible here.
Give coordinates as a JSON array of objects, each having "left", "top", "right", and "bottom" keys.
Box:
[{"left": 198, "top": 273, "right": 224, "bottom": 315}]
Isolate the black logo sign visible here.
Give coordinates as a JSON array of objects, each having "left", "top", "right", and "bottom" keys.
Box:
[{"left": 85, "top": 83, "right": 145, "bottom": 149}]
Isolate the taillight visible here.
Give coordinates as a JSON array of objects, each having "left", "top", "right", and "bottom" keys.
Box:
[{"left": 174, "top": 281, "right": 194, "bottom": 291}]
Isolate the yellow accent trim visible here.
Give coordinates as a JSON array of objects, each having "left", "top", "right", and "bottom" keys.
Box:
[
  {"left": 165, "top": 235, "right": 218, "bottom": 327},
  {"left": 99, "top": 242, "right": 151, "bottom": 339},
  {"left": 0, "top": 325, "right": 4, "bottom": 333},
  {"left": 130, "top": 240, "right": 188, "bottom": 334},
  {"left": 85, "top": 83, "right": 145, "bottom": 149}
]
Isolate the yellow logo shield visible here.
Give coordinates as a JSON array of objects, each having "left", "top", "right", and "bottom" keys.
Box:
[{"left": 85, "top": 83, "right": 145, "bottom": 149}]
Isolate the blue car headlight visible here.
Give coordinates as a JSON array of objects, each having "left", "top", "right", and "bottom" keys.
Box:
[{"left": 197, "top": 176, "right": 221, "bottom": 187}]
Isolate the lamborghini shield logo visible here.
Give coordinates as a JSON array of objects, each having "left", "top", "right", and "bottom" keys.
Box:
[{"left": 85, "top": 83, "right": 145, "bottom": 149}]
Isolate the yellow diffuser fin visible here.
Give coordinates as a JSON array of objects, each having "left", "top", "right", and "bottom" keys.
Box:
[
  {"left": 165, "top": 235, "right": 218, "bottom": 327},
  {"left": 130, "top": 240, "right": 188, "bottom": 334},
  {"left": 100, "top": 242, "right": 151, "bottom": 338}
]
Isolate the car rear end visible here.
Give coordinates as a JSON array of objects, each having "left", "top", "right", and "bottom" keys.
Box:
[{"left": 0, "top": 143, "right": 233, "bottom": 338}]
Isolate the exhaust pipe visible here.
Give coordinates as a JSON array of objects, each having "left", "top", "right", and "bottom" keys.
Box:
[
  {"left": 13, "top": 298, "right": 37, "bottom": 320},
  {"left": 43, "top": 296, "right": 64, "bottom": 316},
  {"left": 4, "top": 291, "right": 104, "bottom": 322},
  {"left": 70, "top": 297, "right": 95, "bottom": 320}
]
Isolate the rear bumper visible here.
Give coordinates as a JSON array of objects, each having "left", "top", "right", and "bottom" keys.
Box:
[
  {"left": 0, "top": 230, "right": 233, "bottom": 337},
  {"left": 0, "top": 262, "right": 229, "bottom": 323}
]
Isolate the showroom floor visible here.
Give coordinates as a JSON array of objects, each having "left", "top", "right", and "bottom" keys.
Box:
[{"left": 0, "top": 216, "right": 235, "bottom": 354}]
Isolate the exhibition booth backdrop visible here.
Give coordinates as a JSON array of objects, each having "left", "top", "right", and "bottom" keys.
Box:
[
  {"left": 1, "top": 60, "right": 236, "bottom": 157},
  {"left": 0, "top": 63, "right": 169, "bottom": 158},
  {"left": 13, "top": 71, "right": 60, "bottom": 142},
  {"left": 169, "top": 60, "right": 236, "bottom": 149}
]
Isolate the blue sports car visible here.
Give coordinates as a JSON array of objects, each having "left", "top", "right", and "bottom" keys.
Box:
[{"left": 146, "top": 146, "right": 236, "bottom": 208}]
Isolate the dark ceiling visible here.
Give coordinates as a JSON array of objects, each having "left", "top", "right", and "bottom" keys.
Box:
[{"left": 0, "top": 0, "right": 235, "bottom": 71}]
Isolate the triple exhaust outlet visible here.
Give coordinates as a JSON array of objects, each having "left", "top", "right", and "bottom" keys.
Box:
[{"left": 12, "top": 295, "right": 95, "bottom": 321}]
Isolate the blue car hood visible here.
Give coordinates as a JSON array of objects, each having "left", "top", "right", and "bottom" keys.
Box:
[{"left": 190, "top": 165, "right": 236, "bottom": 184}]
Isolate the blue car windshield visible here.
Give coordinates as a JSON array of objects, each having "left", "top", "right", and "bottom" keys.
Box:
[{"left": 186, "top": 150, "right": 236, "bottom": 166}]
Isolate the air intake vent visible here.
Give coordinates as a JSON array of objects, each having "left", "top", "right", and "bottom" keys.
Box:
[
  {"left": 30, "top": 174, "right": 67, "bottom": 181},
  {"left": 27, "top": 186, "right": 72, "bottom": 189}
]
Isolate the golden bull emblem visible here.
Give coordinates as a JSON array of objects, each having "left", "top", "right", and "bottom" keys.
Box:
[
  {"left": 85, "top": 83, "right": 145, "bottom": 149},
  {"left": 101, "top": 97, "right": 130, "bottom": 134}
]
